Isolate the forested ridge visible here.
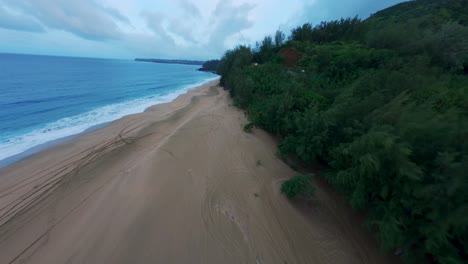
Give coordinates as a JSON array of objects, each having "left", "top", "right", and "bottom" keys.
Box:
[{"left": 216, "top": 0, "right": 468, "bottom": 263}]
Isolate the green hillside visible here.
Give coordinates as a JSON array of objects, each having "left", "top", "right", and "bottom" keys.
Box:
[{"left": 217, "top": 0, "right": 468, "bottom": 263}]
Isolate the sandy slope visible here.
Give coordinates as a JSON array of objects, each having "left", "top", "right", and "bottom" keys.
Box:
[{"left": 0, "top": 80, "right": 398, "bottom": 263}]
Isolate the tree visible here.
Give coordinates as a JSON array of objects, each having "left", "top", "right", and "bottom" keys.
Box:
[
  {"left": 274, "top": 30, "right": 286, "bottom": 46},
  {"left": 216, "top": 1, "right": 468, "bottom": 261}
]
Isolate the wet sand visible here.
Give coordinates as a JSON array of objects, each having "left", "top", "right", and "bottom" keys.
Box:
[{"left": 0, "top": 80, "right": 397, "bottom": 263}]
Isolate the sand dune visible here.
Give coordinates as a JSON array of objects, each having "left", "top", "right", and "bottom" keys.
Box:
[{"left": 0, "top": 80, "right": 397, "bottom": 263}]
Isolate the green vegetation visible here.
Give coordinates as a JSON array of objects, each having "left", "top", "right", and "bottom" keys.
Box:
[
  {"left": 281, "top": 174, "right": 315, "bottom": 199},
  {"left": 198, "top": 59, "right": 220, "bottom": 72},
  {"left": 243, "top": 122, "right": 254, "bottom": 133},
  {"left": 216, "top": 0, "right": 468, "bottom": 263}
]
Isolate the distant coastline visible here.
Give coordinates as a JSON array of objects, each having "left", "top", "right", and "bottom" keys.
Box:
[
  {"left": 134, "top": 58, "right": 204, "bottom": 66},
  {"left": 135, "top": 58, "right": 219, "bottom": 73}
]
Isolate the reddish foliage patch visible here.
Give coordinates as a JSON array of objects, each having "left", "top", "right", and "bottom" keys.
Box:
[{"left": 280, "top": 48, "right": 302, "bottom": 68}]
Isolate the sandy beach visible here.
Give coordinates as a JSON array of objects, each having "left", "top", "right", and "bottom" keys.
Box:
[{"left": 0, "top": 80, "right": 397, "bottom": 263}]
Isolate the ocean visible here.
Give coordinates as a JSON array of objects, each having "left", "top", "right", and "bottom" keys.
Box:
[{"left": 0, "top": 53, "right": 218, "bottom": 166}]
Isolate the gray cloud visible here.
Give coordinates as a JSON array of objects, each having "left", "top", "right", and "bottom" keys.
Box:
[
  {"left": 138, "top": 1, "right": 255, "bottom": 58},
  {"left": 208, "top": 1, "right": 255, "bottom": 52},
  {"left": 178, "top": 0, "right": 201, "bottom": 19},
  {"left": 0, "top": 5, "right": 44, "bottom": 32},
  {"left": 1, "top": 0, "right": 129, "bottom": 41},
  {"left": 168, "top": 19, "right": 198, "bottom": 43},
  {"left": 141, "top": 11, "right": 176, "bottom": 46},
  {"left": 160, "top": 1, "right": 203, "bottom": 44},
  {"left": 102, "top": 6, "right": 131, "bottom": 25},
  {"left": 297, "top": 0, "right": 407, "bottom": 25},
  {"left": 1, "top": 0, "right": 408, "bottom": 60}
]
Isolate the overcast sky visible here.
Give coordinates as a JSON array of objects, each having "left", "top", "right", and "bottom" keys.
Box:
[{"left": 0, "top": 0, "right": 406, "bottom": 59}]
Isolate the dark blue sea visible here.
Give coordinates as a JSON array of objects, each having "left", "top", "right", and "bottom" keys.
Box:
[{"left": 0, "top": 53, "right": 217, "bottom": 166}]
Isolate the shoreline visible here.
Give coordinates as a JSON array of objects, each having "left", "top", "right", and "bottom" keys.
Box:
[
  {"left": 0, "top": 122, "right": 111, "bottom": 168},
  {"left": 0, "top": 78, "right": 219, "bottom": 169}
]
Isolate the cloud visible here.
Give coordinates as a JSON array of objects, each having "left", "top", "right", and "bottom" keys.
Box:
[
  {"left": 134, "top": 1, "right": 255, "bottom": 59},
  {"left": 296, "top": 0, "right": 408, "bottom": 25},
  {"left": 168, "top": 19, "right": 198, "bottom": 44},
  {"left": 178, "top": 0, "right": 201, "bottom": 18},
  {"left": 1, "top": 0, "right": 129, "bottom": 40},
  {"left": 0, "top": 5, "right": 44, "bottom": 32},
  {"left": 207, "top": 1, "right": 255, "bottom": 52},
  {"left": 0, "top": 0, "right": 409, "bottom": 59},
  {"left": 140, "top": 11, "right": 176, "bottom": 45},
  {"left": 101, "top": 6, "right": 131, "bottom": 24}
]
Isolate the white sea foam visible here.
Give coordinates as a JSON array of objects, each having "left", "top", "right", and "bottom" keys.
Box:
[{"left": 0, "top": 77, "right": 218, "bottom": 163}]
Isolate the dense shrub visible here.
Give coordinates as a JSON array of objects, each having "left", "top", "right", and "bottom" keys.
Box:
[
  {"left": 217, "top": 0, "right": 468, "bottom": 262},
  {"left": 243, "top": 122, "right": 254, "bottom": 133},
  {"left": 281, "top": 174, "right": 315, "bottom": 199},
  {"left": 199, "top": 59, "right": 219, "bottom": 72}
]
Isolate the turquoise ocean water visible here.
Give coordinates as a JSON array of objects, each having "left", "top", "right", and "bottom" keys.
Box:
[{"left": 0, "top": 53, "right": 217, "bottom": 166}]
